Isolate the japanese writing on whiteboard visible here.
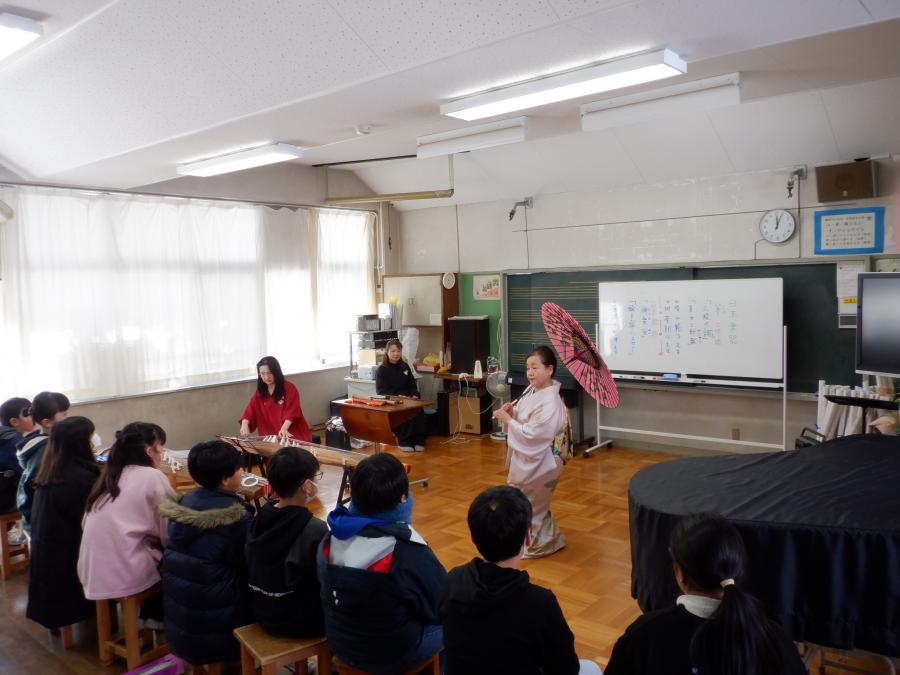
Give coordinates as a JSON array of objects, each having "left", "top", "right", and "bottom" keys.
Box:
[{"left": 612, "top": 297, "right": 739, "bottom": 357}]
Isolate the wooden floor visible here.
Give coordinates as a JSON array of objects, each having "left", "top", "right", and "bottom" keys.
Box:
[{"left": 0, "top": 435, "right": 892, "bottom": 673}]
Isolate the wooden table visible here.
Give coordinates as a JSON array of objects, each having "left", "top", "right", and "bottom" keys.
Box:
[{"left": 335, "top": 397, "right": 431, "bottom": 446}]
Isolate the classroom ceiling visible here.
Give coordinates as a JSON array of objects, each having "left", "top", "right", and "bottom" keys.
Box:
[{"left": 1, "top": 0, "right": 899, "bottom": 208}]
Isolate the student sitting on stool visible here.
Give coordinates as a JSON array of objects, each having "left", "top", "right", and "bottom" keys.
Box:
[
  {"left": 318, "top": 453, "right": 446, "bottom": 674},
  {"left": 245, "top": 446, "right": 328, "bottom": 638},
  {"left": 440, "top": 485, "right": 602, "bottom": 675},
  {"left": 604, "top": 513, "right": 806, "bottom": 675},
  {"left": 159, "top": 440, "right": 253, "bottom": 666}
]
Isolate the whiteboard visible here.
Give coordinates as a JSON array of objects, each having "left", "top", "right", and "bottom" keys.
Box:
[{"left": 598, "top": 278, "right": 784, "bottom": 380}]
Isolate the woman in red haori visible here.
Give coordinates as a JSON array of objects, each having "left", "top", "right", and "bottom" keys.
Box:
[{"left": 239, "top": 356, "right": 311, "bottom": 442}]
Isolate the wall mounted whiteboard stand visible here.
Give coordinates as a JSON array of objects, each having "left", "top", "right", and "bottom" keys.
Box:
[{"left": 588, "top": 326, "right": 788, "bottom": 454}]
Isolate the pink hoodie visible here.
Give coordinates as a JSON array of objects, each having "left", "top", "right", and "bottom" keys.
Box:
[{"left": 78, "top": 465, "right": 173, "bottom": 600}]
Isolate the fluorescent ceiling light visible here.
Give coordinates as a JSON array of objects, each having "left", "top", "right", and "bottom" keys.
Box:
[
  {"left": 581, "top": 73, "right": 741, "bottom": 131},
  {"left": 416, "top": 117, "right": 529, "bottom": 158},
  {"left": 176, "top": 143, "right": 304, "bottom": 177},
  {"left": 0, "top": 12, "right": 43, "bottom": 62},
  {"left": 441, "top": 49, "right": 686, "bottom": 121}
]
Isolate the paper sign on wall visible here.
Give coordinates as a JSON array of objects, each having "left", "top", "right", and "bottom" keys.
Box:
[
  {"left": 814, "top": 207, "right": 884, "bottom": 255},
  {"left": 836, "top": 260, "right": 865, "bottom": 316}
]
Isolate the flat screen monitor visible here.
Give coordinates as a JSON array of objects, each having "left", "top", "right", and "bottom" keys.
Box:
[{"left": 856, "top": 272, "right": 900, "bottom": 378}]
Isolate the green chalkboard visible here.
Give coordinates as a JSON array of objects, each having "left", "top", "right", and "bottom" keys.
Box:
[{"left": 506, "top": 263, "right": 858, "bottom": 393}]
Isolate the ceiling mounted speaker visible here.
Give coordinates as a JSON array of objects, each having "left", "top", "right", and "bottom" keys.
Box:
[{"left": 815, "top": 160, "right": 877, "bottom": 203}]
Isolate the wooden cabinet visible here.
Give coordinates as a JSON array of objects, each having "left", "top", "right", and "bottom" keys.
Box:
[{"left": 382, "top": 274, "right": 459, "bottom": 368}]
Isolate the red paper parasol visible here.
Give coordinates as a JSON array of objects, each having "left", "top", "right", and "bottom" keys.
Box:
[{"left": 541, "top": 302, "right": 619, "bottom": 408}]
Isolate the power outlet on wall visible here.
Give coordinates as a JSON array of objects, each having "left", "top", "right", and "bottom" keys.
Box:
[{"left": 731, "top": 428, "right": 741, "bottom": 440}]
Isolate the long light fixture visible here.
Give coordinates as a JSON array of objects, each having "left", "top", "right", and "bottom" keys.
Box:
[
  {"left": 581, "top": 73, "right": 741, "bottom": 131},
  {"left": 441, "top": 48, "right": 686, "bottom": 121},
  {"left": 176, "top": 143, "right": 304, "bottom": 177},
  {"left": 0, "top": 12, "right": 43, "bottom": 62},
  {"left": 416, "top": 117, "right": 529, "bottom": 158}
]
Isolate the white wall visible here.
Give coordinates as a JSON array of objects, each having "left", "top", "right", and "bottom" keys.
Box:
[
  {"left": 397, "top": 160, "right": 900, "bottom": 453},
  {"left": 397, "top": 162, "right": 898, "bottom": 273},
  {"left": 72, "top": 367, "right": 349, "bottom": 452}
]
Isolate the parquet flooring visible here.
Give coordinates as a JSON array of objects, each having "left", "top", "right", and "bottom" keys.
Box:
[{"left": 0, "top": 435, "right": 891, "bottom": 673}]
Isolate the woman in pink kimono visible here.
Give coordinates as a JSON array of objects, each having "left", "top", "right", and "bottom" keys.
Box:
[{"left": 493, "top": 346, "right": 567, "bottom": 558}]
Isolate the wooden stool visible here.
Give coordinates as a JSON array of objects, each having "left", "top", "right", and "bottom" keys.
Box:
[
  {"left": 335, "top": 651, "right": 441, "bottom": 675},
  {"left": 233, "top": 624, "right": 330, "bottom": 675},
  {"left": 95, "top": 583, "right": 170, "bottom": 670},
  {"left": 0, "top": 510, "right": 29, "bottom": 580}
]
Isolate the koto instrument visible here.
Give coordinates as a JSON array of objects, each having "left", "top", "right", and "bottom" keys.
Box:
[{"left": 218, "top": 435, "right": 369, "bottom": 506}]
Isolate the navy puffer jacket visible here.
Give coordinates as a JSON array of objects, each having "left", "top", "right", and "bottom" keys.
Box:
[{"left": 159, "top": 488, "right": 252, "bottom": 665}]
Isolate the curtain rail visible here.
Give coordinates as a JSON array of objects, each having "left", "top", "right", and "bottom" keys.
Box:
[{"left": 0, "top": 180, "right": 376, "bottom": 215}]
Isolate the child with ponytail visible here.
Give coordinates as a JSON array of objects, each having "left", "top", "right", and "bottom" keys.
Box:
[
  {"left": 605, "top": 513, "right": 807, "bottom": 675},
  {"left": 78, "top": 422, "right": 173, "bottom": 613}
]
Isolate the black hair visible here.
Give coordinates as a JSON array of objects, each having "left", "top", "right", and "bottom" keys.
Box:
[
  {"left": 86, "top": 422, "right": 167, "bottom": 512},
  {"left": 188, "top": 440, "right": 242, "bottom": 490},
  {"left": 670, "top": 513, "right": 787, "bottom": 675},
  {"left": 256, "top": 355, "right": 286, "bottom": 401},
  {"left": 31, "top": 391, "right": 69, "bottom": 426},
  {"left": 52, "top": 392, "right": 70, "bottom": 412},
  {"left": 349, "top": 452, "right": 409, "bottom": 515},
  {"left": 268, "top": 446, "right": 320, "bottom": 499},
  {"left": 33, "top": 416, "right": 96, "bottom": 486},
  {"left": 0, "top": 397, "right": 30, "bottom": 426},
  {"left": 381, "top": 338, "right": 404, "bottom": 365},
  {"left": 467, "top": 485, "right": 532, "bottom": 562},
  {"left": 526, "top": 345, "right": 557, "bottom": 376}
]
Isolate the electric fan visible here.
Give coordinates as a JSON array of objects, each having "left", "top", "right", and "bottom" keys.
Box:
[{"left": 485, "top": 370, "right": 510, "bottom": 441}]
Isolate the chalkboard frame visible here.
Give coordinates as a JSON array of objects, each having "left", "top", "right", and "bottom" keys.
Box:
[{"left": 505, "top": 262, "right": 859, "bottom": 394}]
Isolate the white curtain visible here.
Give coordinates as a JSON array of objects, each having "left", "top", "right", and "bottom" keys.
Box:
[
  {"left": 314, "top": 208, "right": 376, "bottom": 364},
  {"left": 0, "top": 186, "right": 374, "bottom": 401}
]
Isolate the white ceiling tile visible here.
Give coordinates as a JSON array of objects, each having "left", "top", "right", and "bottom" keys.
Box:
[
  {"left": 859, "top": 0, "right": 900, "bottom": 20},
  {"left": 566, "top": 0, "right": 874, "bottom": 62},
  {"left": 547, "top": 0, "right": 643, "bottom": 21},
  {"left": 614, "top": 113, "right": 734, "bottom": 182},
  {"left": 709, "top": 91, "right": 841, "bottom": 171},
  {"left": 327, "top": 0, "right": 558, "bottom": 70},
  {"left": 820, "top": 76, "right": 900, "bottom": 159},
  {"left": 188, "top": 0, "right": 386, "bottom": 109},
  {"left": 0, "top": 0, "right": 897, "bottom": 192}
]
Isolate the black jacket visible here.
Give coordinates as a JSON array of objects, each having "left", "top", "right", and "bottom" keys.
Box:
[
  {"left": 159, "top": 488, "right": 253, "bottom": 665},
  {"left": 376, "top": 360, "right": 419, "bottom": 397},
  {"left": 440, "top": 558, "right": 580, "bottom": 675},
  {"left": 317, "top": 517, "right": 446, "bottom": 671},
  {"left": 26, "top": 459, "right": 100, "bottom": 628},
  {"left": 604, "top": 603, "right": 808, "bottom": 675},
  {"left": 245, "top": 501, "right": 328, "bottom": 637},
  {"left": 0, "top": 426, "right": 22, "bottom": 513}
]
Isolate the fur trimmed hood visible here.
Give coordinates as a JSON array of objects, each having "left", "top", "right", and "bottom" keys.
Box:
[{"left": 159, "top": 492, "right": 248, "bottom": 529}]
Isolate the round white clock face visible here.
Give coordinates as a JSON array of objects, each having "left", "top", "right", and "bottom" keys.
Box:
[
  {"left": 759, "top": 209, "right": 796, "bottom": 244},
  {"left": 442, "top": 272, "right": 456, "bottom": 289}
]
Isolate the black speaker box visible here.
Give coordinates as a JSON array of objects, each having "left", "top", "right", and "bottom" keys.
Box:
[
  {"left": 449, "top": 317, "right": 489, "bottom": 374},
  {"left": 815, "top": 160, "right": 877, "bottom": 202}
]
